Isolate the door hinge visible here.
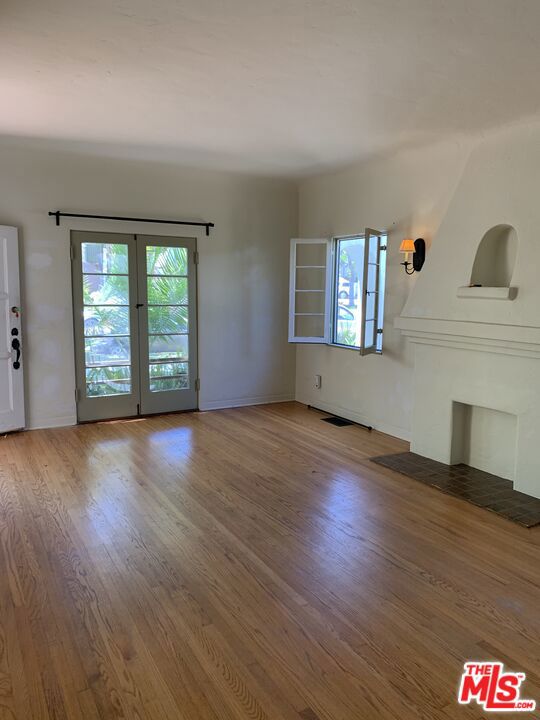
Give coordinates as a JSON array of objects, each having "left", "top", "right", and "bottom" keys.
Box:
[
  {"left": 195, "top": 378, "right": 200, "bottom": 392},
  {"left": 75, "top": 387, "right": 80, "bottom": 402},
  {"left": 70, "top": 244, "right": 75, "bottom": 261},
  {"left": 376, "top": 328, "right": 383, "bottom": 334},
  {"left": 194, "top": 250, "right": 199, "bottom": 265},
  {"left": 380, "top": 245, "right": 387, "bottom": 251}
]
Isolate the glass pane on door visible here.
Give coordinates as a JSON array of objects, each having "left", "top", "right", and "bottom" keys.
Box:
[
  {"left": 146, "top": 246, "right": 189, "bottom": 392},
  {"left": 81, "top": 242, "right": 131, "bottom": 397}
]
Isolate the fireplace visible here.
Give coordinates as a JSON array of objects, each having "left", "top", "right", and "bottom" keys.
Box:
[
  {"left": 392, "top": 327, "right": 540, "bottom": 499},
  {"left": 451, "top": 402, "right": 517, "bottom": 481},
  {"left": 393, "top": 125, "right": 540, "bottom": 501}
]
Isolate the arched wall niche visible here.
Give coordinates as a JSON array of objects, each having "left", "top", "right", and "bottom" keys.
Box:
[{"left": 470, "top": 224, "right": 518, "bottom": 288}]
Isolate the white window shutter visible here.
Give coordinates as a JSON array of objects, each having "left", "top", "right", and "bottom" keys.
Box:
[
  {"left": 288, "top": 238, "right": 332, "bottom": 343},
  {"left": 360, "top": 228, "right": 384, "bottom": 355}
]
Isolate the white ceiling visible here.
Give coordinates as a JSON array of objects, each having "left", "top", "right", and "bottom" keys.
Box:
[{"left": 2, "top": 0, "right": 540, "bottom": 176}]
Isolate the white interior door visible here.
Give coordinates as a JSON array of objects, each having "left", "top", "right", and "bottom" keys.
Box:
[{"left": 0, "top": 226, "right": 25, "bottom": 432}]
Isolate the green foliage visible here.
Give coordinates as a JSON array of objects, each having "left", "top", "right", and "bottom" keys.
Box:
[
  {"left": 83, "top": 243, "right": 189, "bottom": 397},
  {"left": 146, "top": 246, "right": 187, "bottom": 275},
  {"left": 336, "top": 325, "right": 358, "bottom": 347}
]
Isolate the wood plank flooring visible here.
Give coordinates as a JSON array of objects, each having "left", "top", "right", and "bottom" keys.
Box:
[{"left": 0, "top": 401, "right": 538, "bottom": 719}]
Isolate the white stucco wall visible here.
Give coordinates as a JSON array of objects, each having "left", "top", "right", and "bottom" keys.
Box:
[
  {"left": 297, "top": 119, "right": 540, "bottom": 495},
  {"left": 402, "top": 121, "right": 540, "bottom": 327},
  {"left": 296, "top": 137, "right": 474, "bottom": 439},
  {"left": 0, "top": 142, "right": 297, "bottom": 428}
]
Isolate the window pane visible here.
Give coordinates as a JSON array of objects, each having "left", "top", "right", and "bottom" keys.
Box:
[
  {"left": 149, "top": 362, "right": 188, "bottom": 378},
  {"left": 86, "top": 379, "right": 131, "bottom": 397},
  {"left": 85, "top": 365, "right": 131, "bottom": 396},
  {"left": 149, "top": 376, "right": 189, "bottom": 393},
  {"left": 295, "top": 267, "right": 326, "bottom": 292},
  {"left": 84, "top": 306, "right": 129, "bottom": 336},
  {"left": 296, "top": 243, "right": 326, "bottom": 266},
  {"left": 365, "top": 291, "right": 376, "bottom": 324},
  {"left": 334, "top": 237, "right": 363, "bottom": 348},
  {"left": 337, "top": 237, "right": 363, "bottom": 306},
  {"left": 85, "top": 336, "right": 130, "bottom": 366},
  {"left": 82, "top": 243, "right": 128, "bottom": 274},
  {"left": 335, "top": 304, "right": 361, "bottom": 347},
  {"left": 148, "top": 306, "right": 188, "bottom": 334},
  {"left": 147, "top": 277, "right": 188, "bottom": 305},
  {"left": 83, "top": 274, "right": 129, "bottom": 305},
  {"left": 146, "top": 246, "right": 188, "bottom": 275},
  {"left": 295, "top": 291, "right": 324, "bottom": 314},
  {"left": 363, "top": 319, "right": 375, "bottom": 350},
  {"left": 294, "top": 315, "right": 325, "bottom": 338},
  {"left": 148, "top": 334, "right": 188, "bottom": 361},
  {"left": 86, "top": 365, "right": 130, "bottom": 383}
]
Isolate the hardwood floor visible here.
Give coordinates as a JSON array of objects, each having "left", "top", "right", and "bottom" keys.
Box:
[{"left": 0, "top": 401, "right": 538, "bottom": 719}]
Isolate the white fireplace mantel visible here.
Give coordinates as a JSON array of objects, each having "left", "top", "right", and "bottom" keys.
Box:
[
  {"left": 395, "top": 315, "right": 540, "bottom": 359},
  {"left": 396, "top": 314, "right": 540, "bottom": 499}
]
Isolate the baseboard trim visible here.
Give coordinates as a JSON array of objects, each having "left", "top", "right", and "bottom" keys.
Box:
[
  {"left": 27, "top": 415, "right": 77, "bottom": 430},
  {"left": 296, "top": 396, "right": 411, "bottom": 442},
  {"left": 199, "top": 394, "right": 295, "bottom": 411},
  {"left": 25, "top": 397, "right": 296, "bottom": 429}
]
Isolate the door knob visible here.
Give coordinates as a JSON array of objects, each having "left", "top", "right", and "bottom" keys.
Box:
[{"left": 11, "top": 337, "right": 21, "bottom": 370}]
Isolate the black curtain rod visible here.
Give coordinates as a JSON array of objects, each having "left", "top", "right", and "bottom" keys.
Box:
[{"left": 48, "top": 210, "right": 215, "bottom": 235}]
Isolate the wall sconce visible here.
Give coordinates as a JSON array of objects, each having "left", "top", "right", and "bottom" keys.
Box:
[{"left": 400, "top": 237, "right": 425, "bottom": 275}]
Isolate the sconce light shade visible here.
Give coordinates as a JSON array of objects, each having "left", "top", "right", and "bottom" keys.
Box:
[
  {"left": 399, "top": 238, "right": 416, "bottom": 253},
  {"left": 400, "top": 237, "right": 426, "bottom": 274}
]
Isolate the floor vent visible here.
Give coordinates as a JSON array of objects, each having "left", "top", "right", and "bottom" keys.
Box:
[{"left": 322, "top": 416, "right": 354, "bottom": 427}]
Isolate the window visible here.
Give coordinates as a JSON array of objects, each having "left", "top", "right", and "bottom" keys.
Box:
[{"left": 288, "top": 230, "right": 387, "bottom": 354}]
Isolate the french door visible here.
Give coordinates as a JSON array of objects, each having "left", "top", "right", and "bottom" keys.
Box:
[{"left": 71, "top": 231, "right": 198, "bottom": 422}]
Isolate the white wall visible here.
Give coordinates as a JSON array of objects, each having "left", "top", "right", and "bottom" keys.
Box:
[
  {"left": 0, "top": 141, "right": 297, "bottom": 428},
  {"left": 296, "top": 138, "right": 474, "bottom": 439},
  {"left": 402, "top": 121, "right": 540, "bottom": 327},
  {"left": 395, "top": 119, "right": 540, "bottom": 496}
]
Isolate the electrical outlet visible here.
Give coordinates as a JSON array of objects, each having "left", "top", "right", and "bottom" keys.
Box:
[{"left": 314, "top": 374, "right": 322, "bottom": 389}]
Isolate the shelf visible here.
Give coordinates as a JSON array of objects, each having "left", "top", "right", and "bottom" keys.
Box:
[{"left": 457, "top": 286, "right": 517, "bottom": 301}]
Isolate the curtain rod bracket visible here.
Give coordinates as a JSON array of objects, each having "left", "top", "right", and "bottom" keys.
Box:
[{"left": 48, "top": 211, "right": 214, "bottom": 235}]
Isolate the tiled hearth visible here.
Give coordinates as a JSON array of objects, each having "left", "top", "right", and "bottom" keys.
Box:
[{"left": 371, "top": 452, "right": 540, "bottom": 527}]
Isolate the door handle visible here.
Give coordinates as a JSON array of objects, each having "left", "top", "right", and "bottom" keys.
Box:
[{"left": 11, "top": 337, "right": 21, "bottom": 370}]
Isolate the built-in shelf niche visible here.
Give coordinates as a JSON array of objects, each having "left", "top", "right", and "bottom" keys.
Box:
[{"left": 458, "top": 224, "right": 518, "bottom": 301}]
